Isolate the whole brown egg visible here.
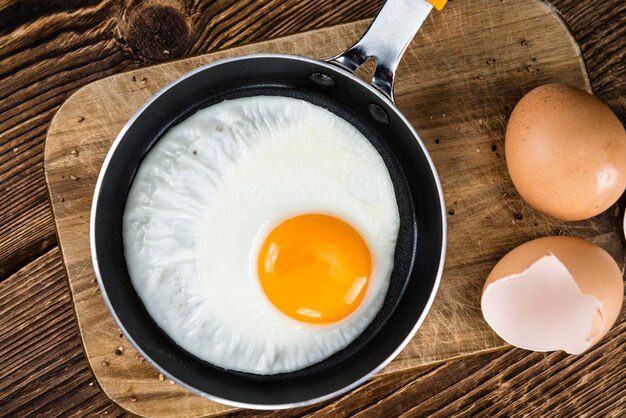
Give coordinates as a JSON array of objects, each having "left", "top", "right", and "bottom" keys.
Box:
[{"left": 505, "top": 83, "right": 626, "bottom": 221}]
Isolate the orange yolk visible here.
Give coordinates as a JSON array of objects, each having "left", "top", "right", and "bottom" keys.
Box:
[{"left": 258, "top": 214, "right": 372, "bottom": 324}]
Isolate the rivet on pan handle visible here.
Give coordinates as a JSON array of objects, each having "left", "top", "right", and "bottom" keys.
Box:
[{"left": 328, "top": 0, "right": 446, "bottom": 102}]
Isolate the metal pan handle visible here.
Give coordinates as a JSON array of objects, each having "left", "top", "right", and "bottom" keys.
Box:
[{"left": 328, "top": 0, "right": 443, "bottom": 102}]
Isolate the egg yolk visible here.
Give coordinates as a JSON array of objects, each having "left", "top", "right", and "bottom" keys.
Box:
[{"left": 258, "top": 214, "right": 372, "bottom": 324}]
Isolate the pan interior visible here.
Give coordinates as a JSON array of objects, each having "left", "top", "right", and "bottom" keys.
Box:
[{"left": 93, "top": 55, "right": 444, "bottom": 406}]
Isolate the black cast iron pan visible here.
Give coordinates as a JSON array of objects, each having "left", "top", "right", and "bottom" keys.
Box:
[{"left": 91, "top": 0, "right": 446, "bottom": 409}]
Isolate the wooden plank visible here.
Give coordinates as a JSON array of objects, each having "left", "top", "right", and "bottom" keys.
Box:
[
  {"left": 345, "top": 311, "right": 626, "bottom": 418},
  {"left": 7, "top": 0, "right": 623, "bottom": 282},
  {"left": 0, "top": 9, "right": 130, "bottom": 278},
  {"left": 228, "top": 304, "right": 626, "bottom": 417},
  {"left": 42, "top": 0, "right": 625, "bottom": 416},
  {"left": 0, "top": 0, "right": 624, "bottom": 416},
  {"left": 0, "top": 247, "right": 124, "bottom": 417},
  {"left": 0, "top": 250, "right": 622, "bottom": 417},
  {"left": 554, "top": 0, "right": 626, "bottom": 116},
  {"left": 0, "top": 0, "right": 381, "bottom": 280}
]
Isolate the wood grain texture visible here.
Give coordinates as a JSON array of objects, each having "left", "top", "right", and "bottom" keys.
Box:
[
  {"left": 42, "top": 0, "right": 624, "bottom": 416},
  {"left": 1, "top": 249, "right": 623, "bottom": 417},
  {"left": 0, "top": 0, "right": 625, "bottom": 416},
  {"left": 0, "top": 248, "right": 123, "bottom": 417},
  {"left": 0, "top": 0, "right": 381, "bottom": 280},
  {"left": 553, "top": 0, "right": 626, "bottom": 116}
]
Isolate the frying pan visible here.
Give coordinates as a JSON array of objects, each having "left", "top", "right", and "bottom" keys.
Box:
[{"left": 91, "top": 0, "right": 447, "bottom": 409}]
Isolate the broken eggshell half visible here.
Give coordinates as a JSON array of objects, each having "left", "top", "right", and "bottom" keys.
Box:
[{"left": 482, "top": 236, "right": 624, "bottom": 354}]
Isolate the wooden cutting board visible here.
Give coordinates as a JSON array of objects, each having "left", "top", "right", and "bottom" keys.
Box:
[{"left": 43, "top": 0, "right": 625, "bottom": 416}]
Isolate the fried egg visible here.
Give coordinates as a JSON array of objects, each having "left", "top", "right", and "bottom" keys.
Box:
[{"left": 123, "top": 96, "right": 400, "bottom": 374}]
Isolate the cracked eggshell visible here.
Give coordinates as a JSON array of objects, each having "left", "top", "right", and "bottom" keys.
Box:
[{"left": 482, "top": 236, "right": 624, "bottom": 354}]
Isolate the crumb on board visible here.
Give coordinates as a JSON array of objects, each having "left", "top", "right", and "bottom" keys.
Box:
[
  {"left": 115, "top": 346, "right": 124, "bottom": 356},
  {"left": 158, "top": 373, "right": 164, "bottom": 381},
  {"left": 130, "top": 396, "right": 137, "bottom": 402},
  {"left": 69, "top": 175, "right": 78, "bottom": 180},
  {"left": 77, "top": 116, "right": 85, "bottom": 123},
  {"left": 524, "top": 64, "right": 540, "bottom": 76},
  {"left": 520, "top": 39, "right": 530, "bottom": 48},
  {"left": 169, "top": 380, "right": 175, "bottom": 385},
  {"left": 486, "top": 58, "right": 496, "bottom": 65},
  {"left": 137, "top": 354, "right": 145, "bottom": 362},
  {"left": 102, "top": 361, "right": 109, "bottom": 367},
  {"left": 70, "top": 149, "right": 78, "bottom": 156}
]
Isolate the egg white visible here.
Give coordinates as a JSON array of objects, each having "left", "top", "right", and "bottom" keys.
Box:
[{"left": 123, "top": 96, "right": 400, "bottom": 374}]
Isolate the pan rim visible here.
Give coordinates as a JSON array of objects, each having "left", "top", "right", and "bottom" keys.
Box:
[{"left": 90, "top": 52, "right": 447, "bottom": 410}]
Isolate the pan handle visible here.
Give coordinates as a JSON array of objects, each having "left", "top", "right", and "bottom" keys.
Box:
[{"left": 328, "top": 0, "right": 443, "bottom": 102}]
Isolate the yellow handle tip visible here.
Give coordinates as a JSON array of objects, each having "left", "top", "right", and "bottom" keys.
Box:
[{"left": 427, "top": 0, "right": 447, "bottom": 11}]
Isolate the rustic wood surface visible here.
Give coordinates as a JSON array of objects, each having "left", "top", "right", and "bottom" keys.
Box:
[
  {"left": 1, "top": 0, "right": 625, "bottom": 417},
  {"left": 42, "top": 0, "right": 625, "bottom": 415}
]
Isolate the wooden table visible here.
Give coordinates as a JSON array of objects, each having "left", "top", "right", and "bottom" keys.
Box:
[{"left": 1, "top": 0, "right": 624, "bottom": 416}]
